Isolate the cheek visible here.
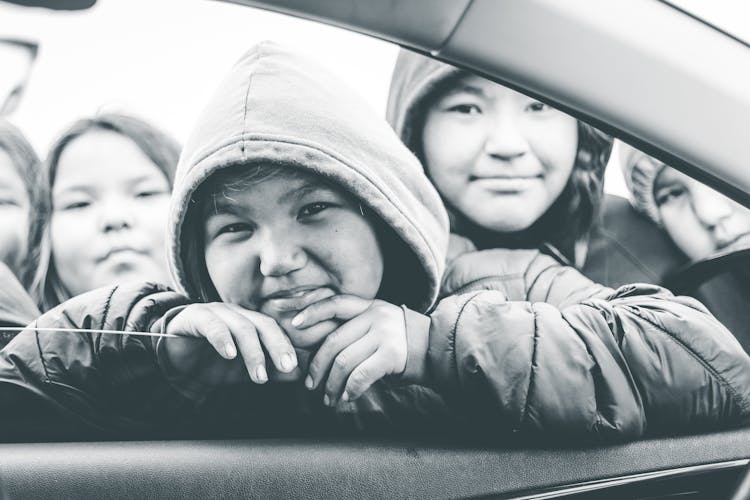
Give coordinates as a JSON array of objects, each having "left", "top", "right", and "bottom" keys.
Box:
[
  {"left": 332, "top": 219, "right": 383, "bottom": 298},
  {"left": 661, "top": 207, "right": 712, "bottom": 259},
  {"left": 50, "top": 213, "right": 87, "bottom": 265},
  {"left": 204, "top": 241, "right": 257, "bottom": 303},
  {"left": 529, "top": 119, "right": 578, "bottom": 189},
  {"left": 730, "top": 202, "right": 750, "bottom": 232},
  {"left": 0, "top": 209, "right": 28, "bottom": 273},
  {"left": 422, "top": 117, "right": 477, "bottom": 190}
]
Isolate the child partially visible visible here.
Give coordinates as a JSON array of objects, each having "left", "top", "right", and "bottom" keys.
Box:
[
  {"left": 0, "top": 120, "right": 42, "bottom": 346},
  {"left": 386, "top": 49, "right": 682, "bottom": 286},
  {"left": 0, "top": 44, "right": 748, "bottom": 441},
  {"left": 620, "top": 141, "right": 750, "bottom": 351},
  {"left": 29, "top": 113, "right": 179, "bottom": 312}
]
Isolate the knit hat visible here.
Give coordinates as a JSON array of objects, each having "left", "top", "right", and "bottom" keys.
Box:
[{"left": 618, "top": 141, "right": 666, "bottom": 225}]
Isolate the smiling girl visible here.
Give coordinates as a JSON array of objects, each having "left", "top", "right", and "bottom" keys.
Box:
[
  {"left": 387, "top": 50, "right": 681, "bottom": 286},
  {"left": 30, "top": 113, "right": 179, "bottom": 311}
]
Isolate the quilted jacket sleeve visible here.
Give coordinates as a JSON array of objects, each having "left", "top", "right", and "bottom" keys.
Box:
[
  {"left": 0, "top": 281, "right": 193, "bottom": 433},
  {"left": 428, "top": 248, "right": 750, "bottom": 440}
]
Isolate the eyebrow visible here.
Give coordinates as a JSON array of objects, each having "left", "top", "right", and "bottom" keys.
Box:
[
  {"left": 278, "top": 181, "right": 334, "bottom": 204},
  {"left": 444, "top": 84, "right": 487, "bottom": 98},
  {"left": 205, "top": 181, "right": 335, "bottom": 217}
]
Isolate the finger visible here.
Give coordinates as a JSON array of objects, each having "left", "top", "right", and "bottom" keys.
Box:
[
  {"left": 262, "top": 287, "right": 336, "bottom": 314},
  {"left": 167, "top": 305, "right": 238, "bottom": 360},
  {"left": 210, "top": 306, "right": 269, "bottom": 384},
  {"left": 306, "top": 314, "right": 370, "bottom": 391},
  {"left": 342, "top": 350, "right": 391, "bottom": 403},
  {"left": 292, "top": 295, "right": 371, "bottom": 329},
  {"left": 324, "top": 335, "right": 379, "bottom": 407},
  {"left": 278, "top": 316, "right": 339, "bottom": 350},
  {"left": 225, "top": 304, "right": 298, "bottom": 374}
]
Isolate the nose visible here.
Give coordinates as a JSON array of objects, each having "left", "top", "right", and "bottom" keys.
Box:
[
  {"left": 97, "top": 198, "right": 134, "bottom": 233},
  {"left": 483, "top": 109, "right": 527, "bottom": 161},
  {"left": 258, "top": 229, "right": 307, "bottom": 277},
  {"left": 691, "top": 183, "right": 733, "bottom": 230}
]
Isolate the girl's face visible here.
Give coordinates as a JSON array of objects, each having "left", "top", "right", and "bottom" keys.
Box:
[
  {"left": 203, "top": 169, "right": 384, "bottom": 347},
  {"left": 50, "top": 130, "right": 172, "bottom": 296},
  {"left": 0, "top": 149, "right": 30, "bottom": 276},
  {"left": 421, "top": 74, "right": 578, "bottom": 232},
  {"left": 655, "top": 166, "right": 750, "bottom": 260}
]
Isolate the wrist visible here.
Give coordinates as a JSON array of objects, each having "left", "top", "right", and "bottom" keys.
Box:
[{"left": 399, "top": 305, "right": 430, "bottom": 385}]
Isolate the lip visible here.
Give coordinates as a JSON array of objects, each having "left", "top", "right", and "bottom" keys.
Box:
[
  {"left": 96, "top": 246, "right": 146, "bottom": 262},
  {"left": 470, "top": 175, "right": 543, "bottom": 193},
  {"left": 716, "top": 232, "right": 750, "bottom": 252},
  {"left": 262, "top": 286, "right": 323, "bottom": 301},
  {"left": 260, "top": 286, "right": 333, "bottom": 314}
]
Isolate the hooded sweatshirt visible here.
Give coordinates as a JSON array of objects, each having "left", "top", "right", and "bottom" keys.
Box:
[
  {"left": 387, "top": 49, "right": 683, "bottom": 287},
  {"left": 0, "top": 42, "right": 452, "bottom": 437},
  {"left": 0, "top": 44, "right": 748, "bottom": 441},
  {"left": 388, "top": 49, "right": 750, "bottom": 437},
  {"left": 170, "top": 42, "right": 448, "bottom": 312}
]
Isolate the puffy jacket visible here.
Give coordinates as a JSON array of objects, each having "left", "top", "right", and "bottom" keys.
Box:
[
  {"left": 0, "top": 282, "right": 452, "bottom": 438},
  {"left": 0, "top": 262, "right": 41, "bottom": 348},
  {"left": 2, "top": 256, "right": 749, "bottom": 440},
  {"left": 424, "top": 239, "right": 750, "bottom": 439}
]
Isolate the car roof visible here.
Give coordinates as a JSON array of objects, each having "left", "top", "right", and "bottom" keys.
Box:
[{"left": 226, "top": 0, "right": 750, "bottom": 206}]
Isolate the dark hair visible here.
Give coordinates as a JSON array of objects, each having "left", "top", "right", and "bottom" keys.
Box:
[
  {"left": 30, "top": 113, "right": 180, "bottom": 311},
  {"left": 408, "top": 72, "right": 613, "bottom": 262},
  {"left": 0, "top": 119, "right": 42, "bottom": 284},
  {"left": 180, "top": 162, "right": 426, "bottom": 306}
]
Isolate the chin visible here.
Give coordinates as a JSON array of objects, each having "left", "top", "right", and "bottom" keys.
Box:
[{"left": 470, "top": 211, "right": 537, "bottom": 233}]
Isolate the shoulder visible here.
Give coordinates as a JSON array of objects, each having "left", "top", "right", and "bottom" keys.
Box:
[
  {"left": 442, "top": 238, "right": 562, "bottom": 298},
  {"left": 36, "top": 281, "right": 189, "bottom": 332}
]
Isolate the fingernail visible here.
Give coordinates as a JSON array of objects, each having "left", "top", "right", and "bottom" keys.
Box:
[
  {"left": 255, "top": 366, "right": 268, "bottom": 383},
  {"left": 291, "top": 313, "right": 304, "bottom": 327},
  {"left": 305, "top": 375, "right": 314, "bottom": 389},
  {"left": 224, "top": 343, "right": 237, "bottom": 359},
  {"left": 281, "top": 353, "right": 295, "bottom": 372},
  {"left": 323, "top": 394, "right": 330, "bottom": 406},
  {"left": 342, "top": 391, "right": 350, "bottom": 402}
]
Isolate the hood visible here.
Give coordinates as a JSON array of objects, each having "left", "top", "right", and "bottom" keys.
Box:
[
  {"left": 386, "top": 49, "right": 614, "bottom": 261},
  {"left": 618, "top": 141, "right": 665, "bottom": 226},
  {"left": 386, "top": 49, "right": 463, "bottom": 154},
  {"left": 168, "top": 42, "right": 449, "bottom": 312}
]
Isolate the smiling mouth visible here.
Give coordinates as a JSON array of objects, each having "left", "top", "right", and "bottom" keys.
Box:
[{"left": 470, "top": 175, "right": 542, "bottom": 193}]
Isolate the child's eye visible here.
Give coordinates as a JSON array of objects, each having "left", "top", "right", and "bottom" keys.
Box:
[
  {"left": 218, "top": 222, "right": 253, "bottom": 235},
  {"left": 655, "top": 186, "right": 686, "bottom": 206},
  {"left": 299, "top": 202, "right": 334, "bottom": 218},
  {"left": 0, "top": 198, "right": 20, "bottom": 207},
  {"left": 446, "top": 104, "right": 481, "bottom": 115},
  {"left": 60, "top": 200, "right": 91, "bottom": 211},
  {"left": 525, "top": 101, "right": 551, "bottom": 113},
  {"left": 135, "top": 189, "right": 166, "bottom": 199}
]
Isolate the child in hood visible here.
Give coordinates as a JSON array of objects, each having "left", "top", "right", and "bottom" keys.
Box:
[
  {"left": 619, "top": 141, "right": 750, "bottom": 351},
  {"left": 0, "top": 43, "right": 748, "bottom": 440},
  {"left": 386, "top": 49, "right": 682, "bottom": 286}
]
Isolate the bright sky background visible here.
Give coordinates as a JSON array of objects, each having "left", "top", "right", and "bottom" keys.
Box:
[{"left": 1, "top": 0, "right": 748, "bottom": 197}]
